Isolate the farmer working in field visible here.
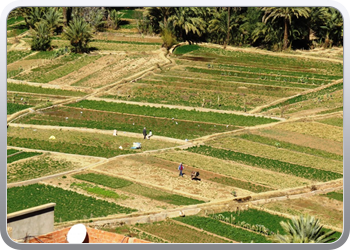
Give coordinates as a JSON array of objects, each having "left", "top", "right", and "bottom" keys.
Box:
[
  {"left": 178, "top": 163, "right": 184, "bottom": 177},
  {"left": 147, "top": 130, "right": 153, "bottom": 139},
  {"left": 143, "top": 127, "right": 147, "bottom": 139}
]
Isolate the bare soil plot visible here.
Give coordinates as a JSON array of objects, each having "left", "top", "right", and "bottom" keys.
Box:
[
  {"left": 125, "top": 154, "right": 274, "bottom": 193},
  {"left": 69, "top": 52, "right": 166, "bottom": 88},
  {"left": 93, "top": 32, "right": 163, "bottom": 43},
  {"left": 258, "top": 195, "right": 343, "bottom": 229},
  {"left": 134, "top": 220, "right": 229, "bottom": 243},
  {"left": 251, "top": 128, "right": 343, "bottom": 155},
  {"left": 154, "top": 150, "right": 313, "bottom": 189},
  {"left": 274, "top": 121, "right": 343, "bottom": 142},
  {"left": 263, "top": 89, "right": 343, "bottom": 118},
  {"left": 7, "top": 58, "right": 49, "bottom": 73},
  {"left": 94, "top": 154, "right": 236, "bottom": 201},
  {"left": 206, "top": 136, "right": 343, "bottom": 173}
]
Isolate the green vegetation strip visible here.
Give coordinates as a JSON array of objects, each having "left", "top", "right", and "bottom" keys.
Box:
[
  {"left": 67, "top": 100, "right": 278, "bottom": 126},
  {"left": 316, "top": 117, "right": 343, "bottom": 127},
  {"left": 7, "top": 151, "right": 42, "bottom": 164},
  {"left": 7, "top": 136, "right": 134, "bottom": 158},
  {"left": 7, "top": 149, "right": 20, "bottom": 155},
  {"left": 211, "top": 209, "right": 341, "bottom": 242},
  {"left": 174, "top": 216, "right": 271, "bottom": 243},
  {"left": 7, "top": 51, "right": 33, "bottom": 64},
  {"left": 70, "top": 182, "right": 129, "bottom": 200},
  {"left": 7, "top": 83, "right": 86, "bottom": 97},
  {"left": 262, "top": 82, "right": 343, "bottom": 112},
  {"left": 213, "top": 209, "right": 290, "bottom": 235},
  {"left": 174, "top": 45, "right": 201, "bottom": 55},
  {"left": 193, "top": 47, "right": 343, "bottom": 76},
  {"left": 7, "top": 16, "right": 24, "bottom": 26},
  {"left": 321, "top": 191, "right": 343, "bottom": 202},
  {"left": 236, "top": 133, "right": 342, "bottom": 161},
  {"left": 186, "top": 145, "right": 342, "bottom": 182},
  {"left": 317, "top": 106, "right": 343, "bottom": 115},
  {"left": 7, "top": 102, "right": 32, "bottom": 115},
  {"left": 74, "top": 173, "right": 205, "bottom": 206},
  {"left": 7, "top": 184, "right": 136, "bottom": 222}
]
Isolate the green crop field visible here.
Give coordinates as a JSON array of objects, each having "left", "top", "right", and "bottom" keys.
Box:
[
  {"left": 7, "top": 8, "right": 344, "bottom": 242},
  {"left": 7, "top": 184, "right": 137, "bottom": 222}
]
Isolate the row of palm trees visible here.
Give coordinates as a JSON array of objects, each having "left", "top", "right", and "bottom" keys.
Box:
[
  {"left": 9, "top": 7, "right": 343, "bottom": 52},
  {"left": 144, "top": 7, "right": 343, "bottom": 50}
]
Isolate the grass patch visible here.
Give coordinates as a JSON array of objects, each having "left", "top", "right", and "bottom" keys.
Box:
[
  {"left": 7, "top": 149, "right": 20, "bottom": 155},
  {"left": 70, "top": 182, "right": 129, "bottom": 200},
  {"left": 321, "top": 191, "right": 343, "bottom": 202},
  {"left": 7, "top": 102, "right": 32, "bottom": 115},
  {"left": 317, "top": 117, "right": 343, "bottom": 127},
  {"left": 7, "top": 184, "right": 137, "bottom": 222},
  {"left": 7, "top": 50, "right": 33, "bottom": 64},
  {"left": 7, "top": 151, "right": 42, "bottom": 164},
  {"left": 74, "top": 173, "right": 133, "bottom": 189},
  {"left": 317, "top": 106, "right": 343, "bottom": 114},
  {"left": 173, "top": 45, "right": 201, "bottom": 55}
]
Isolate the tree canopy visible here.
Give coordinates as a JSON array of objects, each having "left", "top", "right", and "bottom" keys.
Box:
[{"left": 9, "top": 7, "right": 343, "bottom": 52}]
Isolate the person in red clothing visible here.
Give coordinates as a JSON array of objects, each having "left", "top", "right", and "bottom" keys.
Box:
[{"left": 178, "top": 163, "right": 184, "bottom": 177}]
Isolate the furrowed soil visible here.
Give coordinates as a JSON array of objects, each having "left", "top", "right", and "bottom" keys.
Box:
[
  {"left": 94, "top": 154, "right": 239, "bottom": 201},
  {"left": 251, "top": 128, "right": 343, "bottom": 155}
]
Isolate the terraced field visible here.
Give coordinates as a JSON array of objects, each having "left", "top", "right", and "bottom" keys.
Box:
[{"left": 7, "top": 16, "right": 343, "bottom": 243}]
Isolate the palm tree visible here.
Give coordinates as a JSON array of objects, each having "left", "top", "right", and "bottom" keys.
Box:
[
  {"left": 145, "top": 7, "right": 175, "bottom": 34},
  {"left": 238, "top": 8, "right": 262, "bottom": 46},
  {"left": 169, "top": 7, "right": 206, "bottom": 44},
  {"left": 109, "top": 9, "right": 124, "bottom": 29},
  {"left": 272, "top": 215, "right": 337, "bottom": 243},
  {"left": 30, "top": 20, "right": 52, "bottom": 51},
  {"left": 208, "top": 9, "right": 230, "bottom": 45},
  {"left": 25, "top": 7, "right": 47, "bottom": 29},
  {"left": 262, "top": 7, "right": 310, "bottom": 50},
  {"left": 319, "top": 7, "right": 343, "bottom": 48},
  {"left": 63, "top": 17, "right": 93, "bottom": 53},
  {"left": 44, "top": 7, "right": 63, "bottom": 33}
]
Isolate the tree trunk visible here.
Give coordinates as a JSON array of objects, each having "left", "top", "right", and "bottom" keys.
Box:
[
  {"left": 62, "top": 7, "right": 67, "bottom": 26},
  {"left": 224, "top": 7, "right": 231, "bottom": 49},
  {"left": 283, "top": 18, "right": 289, "bottom": 50}
]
